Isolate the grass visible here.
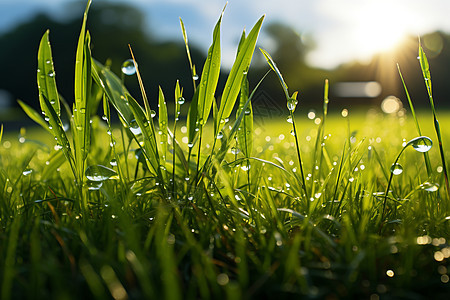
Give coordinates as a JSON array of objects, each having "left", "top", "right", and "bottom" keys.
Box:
[{"left": 1, "top": 1, "right": 450, "bottom": 299}]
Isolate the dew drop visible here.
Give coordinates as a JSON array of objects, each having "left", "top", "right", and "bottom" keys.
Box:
[
  {"left": 421, "top": 182, "right": 439, "bottom": 192},
  {"left": 87, "top": 181, "right": 103, "bottom": 191},
  {"left": 217, "top": 131, "right": 224, "bottom": 139},
  {"left": 193, "top": 74, "right": 199, "bottom": 81},
  {"left": 409, "top": 136, "right": 433, "bottom": 153},
  {"left": 150, "top": 110, "right": 157, "bottom": 118},
  {"left": 110, "top": 159, "right": 118, "bottom": 167},
  {"left": 85, "top": 165, "right": 117, "bottom": 182},
  {"left": 244, "top": 108, "right": 251, "bottom": 115},
  {"left": 47, "top": 71, "right": 55, "bottom": 77},
  {"left": 290, "top": 130, "right": 296, "bottom": 136},
  {"left": 286, "top": 115, "right": 293, "bottom": 123},
  {"left": 287, "top": 98, "right": 298, "bottom": 111},
  {"left": 129, "top": 119, "right": 142, "bottom": 135},
  {"left": 44, "top": 116, "right": 50, "bottom": 122},
  {"left": 231, "top": 147, "right": 240, "bottom": 155},
  {"left": 121, "top": 59, "right": 136, "bottom": 75},
  {"left": 188, "top": 143, "right": 194, "bottom": 148},
  {"left": 22, "top": 169, "right": 33, "bottom": 176},
  {"left": 390, "top": 163, "right": 403, "bottom": 175},
  {"left": 178, "top": 97, "right": 185, "bottom": 105}
]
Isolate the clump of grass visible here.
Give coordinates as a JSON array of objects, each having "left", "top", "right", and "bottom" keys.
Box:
[{"left": 1, "top": 0, "right": 449, "bottom": 299}]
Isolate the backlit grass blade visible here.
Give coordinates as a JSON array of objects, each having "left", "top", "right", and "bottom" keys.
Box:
[
  {"left": 17, "top": 100, "right": 52, "bottom": 135},
  {"left": 187, "top": 88, "right": 199, "bottom": 148},
  {"left": 0, "top": 124, "right": 2, "bottom": 144},
  {"left": 37, "top": 30, "right": 60, "bottom": 117},
  {"left": 197, "top": 10, "right": 222, "bottom": 125},
  {"left": 260, "top": 48, "right": 289, "bottom": 100},
  {"left": 236, "top": 75, "right": 253, "bottom": 158},
  {"left": 418, "top": 42, "right": 450, "bottom": 197},
  {"left": 158, "top": 86, "right": 168, "bottom": 170},
  {"left": 179, "top": 18, "right": 197, "bottom": 90},
  {"left": 215, "top": 15, "right": 264, "bottom": 134},
  {"left": 73, "top": 0, "right": 92, "bottom": 184},
  {"left": 91, "top": 59, "right": 134, "bottom": 124},
  {"left": 126, "top": 93, "right": 161, "bottom": 179},
  {"left": 397, "top": 64, "right": 432, "bottom": 177}
]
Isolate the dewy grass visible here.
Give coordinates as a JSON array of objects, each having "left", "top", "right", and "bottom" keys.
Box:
[{"left": 2, "top": 0, "right": 450, "bottom": 299}]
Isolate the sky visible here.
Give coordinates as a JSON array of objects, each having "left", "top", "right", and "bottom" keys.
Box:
[{"left": 2, "top": 0, "right": 450, "bottom": 69}]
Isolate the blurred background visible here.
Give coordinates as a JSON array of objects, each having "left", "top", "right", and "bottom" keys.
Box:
[{"left": 2, "top": 0, "right": 450, "bottom": 130}]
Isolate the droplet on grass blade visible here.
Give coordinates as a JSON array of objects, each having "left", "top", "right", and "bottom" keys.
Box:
[
  {"left": 87, "top": 181, "right": 103, "bottom": 191},
  {"left": 420, "top": 182, "right": 439, "bottom": 192},
  {"left": 409, "top": 136, "right": 433, "bottom": 153},
  {"left": 286, "top": 115, "right": 293, "bottom": 123},
  {"left": 22, "top": 169, "right": 33, "bottom": 176},
  {"left": 390, "top": 163, "right": 403, "bottom": 175},
  {"left": 287, "top": 98, "right": 298, "bottom": 111},
  {"left": 129, "top": 119, "right": 142, "bottom": 135},
  {"left": 121, "top": 59, "right": 136, "bottom": 75},
  {"left": 193, "top": 74, "right": 199, "bottom": 81},
  {"left": 217, "top": 131, "right": 223, "bottom": 139},
  {"left": 178, "top": 97, "right": 185, "bottom": 105},
  {"left": 85, "top": 165, "right": 117, "bottom": 182}
]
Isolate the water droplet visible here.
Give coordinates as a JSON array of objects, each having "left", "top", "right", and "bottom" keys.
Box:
[
  {"left": 44, "top": 116, "right": 50, "bottom": 122},
  {"left": 421, "top": 182, "right": 439, "bottom": 192},
  {"left": 121, "top": 59, "right": 136, "bottom": 75},
  {"left": 244, "top": 108, "right": 251, "bottom": 115},
  {"left": 102, "top": 115, "right": 108, "bottom": 121},
  {"left": 149, "top": 110, "right": 156, "bottom": 118},
  {"left": 231, "top": 147, "right": 240, "bottom": 155},
  {"left": 409, "top": 136, "right": 433, "bottom": 153},
  {"left": 287, "top": 98, "right": 298, "bottom": 111},
  {"left": 188, "top": 143, "right": 194, "bottom": 148},
  {"left": 110, "top": 159, "right": 118, "bottom": 167},
  {"left": 87, "top": 181, "right": 103, "bottom": 191},
  {"left": 76, "top": 125, "right": 83, "bottom": 131},
  {"left": 22, "top": 169, "right": 33, "bottom": 176},
  {"left": 193, "top": 74, "right": 199, "bottom": 81},
  {"left": 47, "top": 71, "right": 55, "bottom": 77},
  {"left": 129, "top": 119, "right": 142, "bottom": 135},
  {"left": 286, "top": 115, "right": 293, "bottom": 123},
  {"left": 188, "top": 196, "right": 194, "bottom": 201},
  {"left": 217, "top": 131, "right": 223, "bottom": 139},
  {"left": 390, "top": 163, "right": 403, "bottom": 175},
  {"left": 85, "top": 165, "right": 117, "bottom": 182},
  {"left": 178, "top": 97, "right": 185, "bottom": 105},
  {"left": 290, "top": 130, "right": 296, "bottom": 136}
]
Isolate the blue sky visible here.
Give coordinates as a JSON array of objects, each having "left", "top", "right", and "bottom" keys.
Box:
[{"left": 2, "top": 0, "right": 450, "bottom": 69}]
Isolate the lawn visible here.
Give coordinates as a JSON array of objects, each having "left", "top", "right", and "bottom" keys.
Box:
[{"left": 1, "top": 1, "right": 449, "bottom": 299}]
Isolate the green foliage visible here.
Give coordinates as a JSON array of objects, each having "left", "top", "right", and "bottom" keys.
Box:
[{"left": 2, "top": 2, "right": 450, "bottom": 299}]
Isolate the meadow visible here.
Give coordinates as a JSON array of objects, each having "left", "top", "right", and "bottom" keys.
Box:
[{"left": 1, "top": 1, "right": 449, "bottom": 299}]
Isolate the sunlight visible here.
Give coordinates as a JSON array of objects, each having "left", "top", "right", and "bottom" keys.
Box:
[{"left": 353, "top": 2, "right": 408, "bottom": 60}]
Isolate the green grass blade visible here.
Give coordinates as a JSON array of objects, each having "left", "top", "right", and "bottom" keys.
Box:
[
  {"left": 259, "top": 48, "right": 289, "bottom": 100},
  {"left": 158, "top": 86, "right": 168, "bottom": 169},
  {"left": 73, "top": 1, "right": 92, "bottom": 184},
  {"left": 0, "top": 124, "right": 2, "bottom": 144},
  {"left": 1, "top": 215, "right": 21, "bottom": 300},
  {"left": 18, "top": 100, "right": 52, "bottom": 135},
  {"left": 126, "top": 93, "right": 161, "bottom": 178},
  {"left": 187, "top": 88, "right": 200, "bottom": 147},
  {"left": 197, "top": 11, "right": 222, "bottom": 125},
  {"left": 37, "top": 30, "right": 60, "bottom": 117},
  {"left": 236, "top": 75, "right": 253, "bottom": 158},
  {"left": 397, "top": 64, "right": 432, "bottom": 177},
  {"left": 216, "top": 15, "right": 264, "bottom": 134},
  {"left": 91, "top": 59, "right": 134, "bottom": 124},
  {"left": 418, "top": 42, "right": 450, "bottom": 196},
  {"left": 179, "top": 18, "right": 197, "bottom": 90}
]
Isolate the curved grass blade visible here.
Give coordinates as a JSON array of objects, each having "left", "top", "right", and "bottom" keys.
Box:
[
  {"left": 91, "top": 59, "right": 134, "bottom": 124},
  {"left": 158, "top": 86, "right": 168, "bottom": 170},
  {"left": 37, "top": 30, "right": 60, "bottom": 117},
  {"left": 18, "top": 100, "right": 52, "bottom": 135},
  {"left": 215, "top": 15, "right": 264, "bottom": 134},
  {"left": 259, "top": 48, "right": 289, "bottom": 100},
  {"left": 73, "top": 0, "right": 92, "bottom": 184},
  {"left": 236, "top": 75, "right": 253, "bottom": 158},
  {"left": 179, "top": 18, "right": 197, "bottom": 91},
  {"left": 197, "top": 10, "right": 222, "bottom": 125},
  {"left": 126, "top": 93, "right": 161, "bottom": 179},
  {"left": 397, "top": 64, "right": 432, "bottom": 177},
  {"left": 418, "top": 42, "right": 450, "bottom": 197}
]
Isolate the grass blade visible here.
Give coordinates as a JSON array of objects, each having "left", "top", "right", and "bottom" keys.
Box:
[
  {"left": 18, "top": 100, "right": 52, "bottom": 135},
  {"left": 397, "top": 64, "right": 432, "bottom": 177},
  {"left": 236, "top": 75, "right": 253, "bottom": 158},
  {"left": 418, "top": 42, "right": 450, "bottom": 197},
  {"left": 158, "top": 86, "right": 168, "bottom": 171},
  {"left": 215, "top": 15, "right": 264, "bottom": 134},
  {"left": 179, "top": 18, "right": 197, "bottom": 90}
]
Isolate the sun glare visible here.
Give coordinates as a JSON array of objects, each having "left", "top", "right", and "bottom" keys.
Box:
[{"left": 353, "top": 2, "right": 408, "bottom": 59}]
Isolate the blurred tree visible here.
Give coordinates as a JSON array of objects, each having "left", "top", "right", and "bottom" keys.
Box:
[{"left": 0, "top": 1, "right": 206, "bottom": 116}]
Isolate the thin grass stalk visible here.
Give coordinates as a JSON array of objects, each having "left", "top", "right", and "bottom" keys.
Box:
[
  {"left": 418, "top": 43, "right": 450, "bottom": 198},
  {"left": 397, "top": 64, "right": 432, "bottom": 177}
]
